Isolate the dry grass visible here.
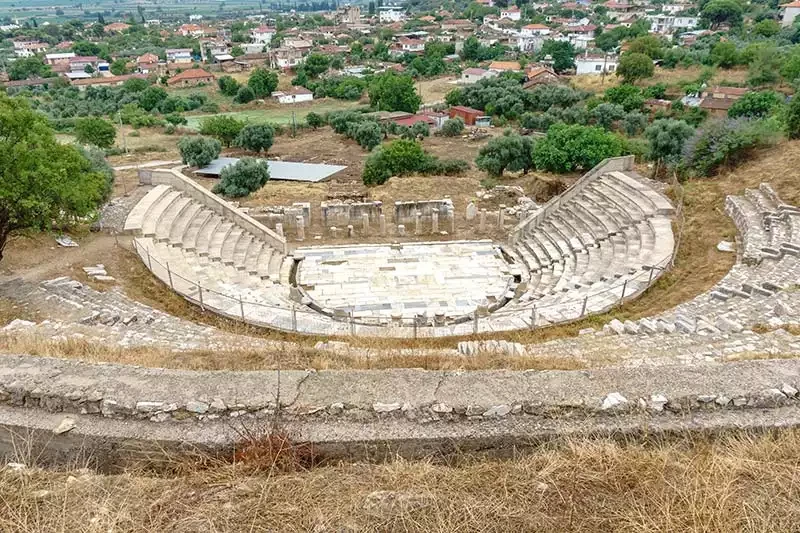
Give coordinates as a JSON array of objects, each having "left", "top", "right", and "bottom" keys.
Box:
[{"left": 3, "top": 430, "right": 800, "bottom": 531}]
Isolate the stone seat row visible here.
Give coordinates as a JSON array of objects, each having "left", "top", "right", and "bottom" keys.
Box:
[
  {"left": 619, "top": 184, "right": 800, "bottom": 336},
  {"left": 125, "top": 185, "right": 285, "bottom": 282}
]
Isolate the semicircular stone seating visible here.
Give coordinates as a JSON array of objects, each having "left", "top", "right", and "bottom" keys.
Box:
[
  {"left": 124, "top": 161, "right": 677, "bottom": 338},
  {"left": 605, "top": 183, "right": 800, "bottom": 336},
  {"left": 500, "top": 170, "right": 675, "bottom": 327}
]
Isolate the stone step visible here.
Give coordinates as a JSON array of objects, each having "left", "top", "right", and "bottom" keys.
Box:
[
  {"left": 195, "top": 215, "right": 223, "bottom": 256},
  {"left": 123, "top": 184, "right": 172, "bottom": 233},
  {"left": 256, "top": 246, "right": 275, "bottom": 279},
  {"left": 141, "top": 190, "right": 182, "bottom": 237},
  {"left": 243, "top": 240, "right": 265, "bottom": 275},
  {"left": 155, "top": 196, "right": 192, "bottom": 242},
  {"left": 181, "top": 209, "right": 212, "bottom": 251},
  {"left": 208, "top": 222, "right": 235, "bottom": 261},
  {"left": 169, "top": 203, "right": 203, "bottom": 246},
  {"left": 232, "top": 233, "right": 254, "bottom": 270},
  {"left": 220, "top": 227, "right": 245, "bottom": 266}
]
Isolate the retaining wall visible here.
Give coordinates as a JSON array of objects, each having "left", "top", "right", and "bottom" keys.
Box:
[{"left": 3, "top": 354, "right": 800, "bottom": 467}]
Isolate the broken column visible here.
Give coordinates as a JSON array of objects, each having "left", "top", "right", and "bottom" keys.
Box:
[
  {"left": 275, "top": 222, "right": 284, "bottom": 238},
  {"left": 379, "top": 214, "right": 387, "bottom": 236},
  {"left": 347, "top": 224, "right": 354, "bottom": 238},
  {"left": 414, "top": 211, "right": 422, "bottom": 235},
  {"left": 397, "top": 224, "right": 406, "bottom": 236},
  {"left": 330, "top": 226, "right": 338, "bottom": 239},
  {"left": 295, "top": 216, "right": 305, "bottom": 241},
  {"left": 431, "top": 208, "right": 439, "bottom": 234},
  {"left": 362, "top": 213, "right": 370, "bottom": 236},
  {"left": 450, "top": 212, "right": 456, "bottom": 234},
  {"left": 466, "top": 202, "right": 477, "bottom": 222},
  {"left": 479, "top": 209, "right": 487, "bottom": 232}
]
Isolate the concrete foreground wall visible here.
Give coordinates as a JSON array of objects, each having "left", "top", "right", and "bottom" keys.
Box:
[{"left": 2, "top": 354, "right": 800, "bottom": 467}]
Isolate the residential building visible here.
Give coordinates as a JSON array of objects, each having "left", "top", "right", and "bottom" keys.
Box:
[
  {"left": 522, "top": 66, "right": 560, "bottom": 88},
  {"left": 575, "top": 52, "right": 618, "bottom": 74},
  {"left": 166, "top": 48, "right": 193, "bottom": 64},
  {"left": 44, "top": 52, "right": 75, "bottom": 66},
  {"left": 488, "top": 60, "right": 522, "bottom": 73},
  {"left": 337, "top": 5, "right": 361, "bottom": 24},
  {"left": 449, "top": 105, "right": 484, "bottom": 125},
  {"left": 69, "top": 56, "right": 100, "bottom": 72},
  {"left": 167, "top": 68, "right": 215, "bottom": 87},
  {"left": 271, "top": 47, "right": 305, "bottom": 69},
  {"left": 178, "top": 23, "right": 204, "bottom": 37},
  {"left": 460, "top": 67, "right": 498, "bottom": 84},
  {"left": 379, "top": 6, "right": 407, "bottom": 23},
  {"left": 12, "top": 41, "right": 47, "bottom": 58},
  {"left": 272, "top": 86, "right": 314, "bottom": 104},
  {"left": 104, "top": 22, "right": 131, "bottom": 33},
  {"left": 71, "top": 73, "right": 146, "bottom": 91},
  {"left": 783, "top": 0, "right": 800, "bottom": 26},
  {"left": 500, "top": 6, "right": 521, "bottom": 21},
  {"left": 647, "top": 14, "right": 698, "bottom": 34},
  {"left": 520, "top": 23, "right": 551, "bottom": 37},
  {"left": 251, "top": 25, "right": 275, "bottom": 44}
]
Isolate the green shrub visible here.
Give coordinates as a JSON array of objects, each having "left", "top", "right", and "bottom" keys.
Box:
[
  {"left": 235, "top": 123, "right": 274, "bottom": 153},
  {"left": 178, "top": 135, "right": 222, "bottom": 167},
  {"left": 362, "top": 139, "right": 430, "bottom": 186},
  {"left": 440, "top": 117, "right": 464, "bottom": 137},
  {"left": 532, "top": 124, "right": 625, "bottom": 173},
  {"left": 475, "top": 131, "right": 534, "bottom": 176},
  {"left": 213, "top": 157, "right": 271, "bottom": 197},
  {"left": 353, "top": 120, "right": 383, "bottom": 150},
  {"left": 74, "top": 116, "right": 116, "bottom": 149},
  {"left": 199, "top": 115, "right": 245, "bottom": 147}
]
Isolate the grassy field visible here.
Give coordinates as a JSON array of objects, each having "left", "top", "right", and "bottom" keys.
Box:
[
  {"left": 185, "top": 100, "right": 360, "bottom": 130},
  {"left": 3, "top": 430, "right": 800, "bottom": 531}
]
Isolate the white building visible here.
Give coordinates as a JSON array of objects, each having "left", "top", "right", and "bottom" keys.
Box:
[
  {"left": 379, "top": 6, "right": 407, "bottom": 23},
  {"left": 460, "top": 67, "right": 499, "bottom": 84},
  {"left": 272, "top": 86, "right": 314, "bottom": 104},
  {"left": 500, "top": 6, "right": 521, "bottom": 21},
  {"left": 251, "top": 25, "right": 275, "bottom": 44},
  {"left": 575, "top": 53, "right": 618, "bottom": 75},
  {"left": 646, "top": 14, "right": 698, "bottom": 34},
  {"left": 13, "top": 41, "right": 47, "bottom": 58},
  {"left": 783, "top": 0, "right": 800, "bottom": 27},
  {"left": 165, "top": 48, "right": 193, "bottom": 64}
]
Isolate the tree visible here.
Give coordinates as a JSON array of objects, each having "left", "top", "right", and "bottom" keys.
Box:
[
  {"left": 123, "top": 77, "right": 150, "bottom": 93},
  {"left": 306, "top": 111, "right": 325, "bottom": 129},
  {"left": 212, "top": 157, "right": 270, "bottom": 197},
  {"left": 591, "top": 103, "right": 626, "bottom": 130},
  {"left": 440, "top": 117, "right": 465, "bottom": 137},
  {"left": 0, "top": 95, "right": 107, "bottom": 261},
  {"left": 353, "top": 121, "right": 383, "bottom": 150},
  {"left": 616, "top": 53, "right": 654, "bottom": 84},
  {"left": 234, "top": 85, "right": 255, "bottom": 104},
  {"left": 626, "top": 35, "right": 664, "bottom": 59},
  {"left": 72, "top": 40, "right": 102, "bottom": 56},
  {"left": 747, "top": 45, "right": 782, "bottom": 87},
  {"left": 248, "top": 67, "right": 279, "bottom": 98},
  {"left": 539, "top": 40, "right": 576, "bottom": 73},
  {"left": 604, "top": 84, "right": 644, "bottom": 112},
  {"left": 532, "top": 124, "right": 625, "bottom": 173},
  {"left": 368, "top": 72, "right": 421, "bottom": 113},
  {"left": 74, "top": 117, "right": 116, "bottom": 149},
  {"left": 110, "top": 58, "right": 128, "bottom": 76},
  {"left": 9, "top": 57, "right": 51, "bottom": 81},
  {"left": 701, "top": 0, "right": 743, "bottom": 29},
  {"left": 475, "top": 131, "right": 534, "bottom": 176},
  {"left": 710, "top": 40, "right": 738, "bottom": 68},
  {"left": 645, "top": 118, "right": 694, "bottom": 170},
  {"left": 139, "top": 86, "right": 167, "bottom": 111},
  {"left": 235, "top": 124, "right": 275, "bottom": 153},
  {"left": 780, "top": 47, "right": 800, "bottom": 83},
  {"left": 200, "top": 115, "right": 245, "bottom": 147},
  {"left": 728, "top": 91, "right": 782, "bottom": 118},
  {"left": 462, "top": 35, "right": 481, "bottom": 61},
  {"left": 303, "top": 52, "right": 330, "bottom": 78},
  {"left": 785, "top": 95, "right": 800, "bottom": 139},
  {"left": 623, "top": 111, "right": 647, "bottom": 136},
  {"left": 178, "top": 136, "right": 221, "bottom": 167},
  {"left": 753, "top": 19, "right": 780, "bottom": 37},
  {"left": 362, "top": 139, "right": 430, "bottom": 186},
  {"left": 218, "top": 75, "right": 241, "bottom": 96}
]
